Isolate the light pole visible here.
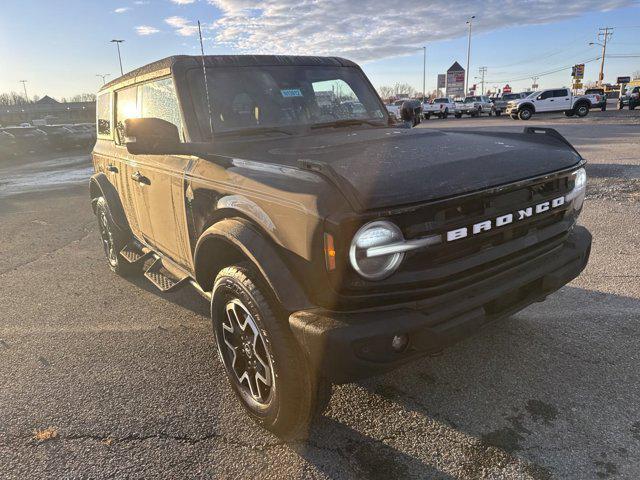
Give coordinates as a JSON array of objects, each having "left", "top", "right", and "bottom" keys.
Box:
[
  {"left": 111, "top": 39, "right": 125, "bottom": 76},
  {"left": 590, "top": 27, "right": 613, "bottom": 87},
  {"left": 96, "top": 74, "right": 111, "bottom": 85},
  {"left": 19, "top": 80, "right": 29, "bottom": 102},
  {"left": 465, "top": 15, "right": 475, "bottom": 96},
  {"left": 422, "top": 46, "right": 427, "bottom": 102}
]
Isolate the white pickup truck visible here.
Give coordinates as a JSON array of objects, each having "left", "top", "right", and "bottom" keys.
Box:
[
  {"left": 505, "top": 88, "right": 601, "bottom": 120},
  {"left": 422, "top": 97, "right": 457, "bottom": 119}
]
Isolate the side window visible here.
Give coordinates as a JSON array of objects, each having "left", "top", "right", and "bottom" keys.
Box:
[
  {"left": 538, "top": 91, "right": 553, "bottom": 100},
  {"left": 554, "top": 89, "right": 569, "bottom": 98},
  {"left": 140, "top": 78, "right": 183, "bottom": 140},
  {"left": 115, "top": 86, "right": 139, "bottom": 145},
  {"left": 97, "top": 93, "right": 112, "bottom": 138}
]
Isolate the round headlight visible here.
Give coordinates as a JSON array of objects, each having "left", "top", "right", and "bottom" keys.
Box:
[{"left": 349, "top": 221, "right": 404, "bottom": 280}]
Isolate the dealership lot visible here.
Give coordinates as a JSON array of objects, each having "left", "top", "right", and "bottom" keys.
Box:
[{"left": 0, "top": 109, "right": 639, "bottom": 479}]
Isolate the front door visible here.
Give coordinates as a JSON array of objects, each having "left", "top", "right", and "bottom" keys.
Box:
[{"left": 534, "top": 90, "right": 555, "bottom": 112}]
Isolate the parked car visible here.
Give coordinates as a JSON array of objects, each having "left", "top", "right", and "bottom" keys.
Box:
[
  {"left": 492, "top": 92, "right": 528, "bottom": 116},
  {"left": 385, "top": 99, "right": 409, "bottom": 119},
  {"left": 1, "top": 126, "right": 49, "bottom": 153},
  {"left": 505, "top": 88, "right": 600, "bottom": 120},
  {"left": 63, "top": 124, "right": 96, "bottom": 148},
  {"left": 618, "top": 85, "right": 639, "bottom": 110},
  {"left": 37, "top": 125, "right": 76, "bottom": 149},
  {"left": 585, "top": 88, "right": 607, "bottom": 111},
  {"left": 90, "top": 54, "right": 591, "bottom": 439},
  {"left": 423, "top": 97, "right": 456, "bottom": 119},
  {"left": 454, "top": 96, "right": 495, "bottom": 117}
]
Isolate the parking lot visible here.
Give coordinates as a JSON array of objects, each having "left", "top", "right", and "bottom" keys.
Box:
[{"left": 0, "top": 107, "right": 639, "bottom": 479}]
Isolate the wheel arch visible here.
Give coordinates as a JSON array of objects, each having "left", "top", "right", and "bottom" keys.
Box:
[
  {"left": 518, "top": 102, "right": 535, "bottom": 112},
  {"left": 194, "top": 218, "right": 310, "bottom": 312},
  {"left": 89, "top": 173, "right": 130, "bottom": 234}
]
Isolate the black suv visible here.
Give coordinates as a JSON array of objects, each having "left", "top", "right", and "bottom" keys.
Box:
[{"left": 90, "top": 55, "right": 591, "bottom": 438}]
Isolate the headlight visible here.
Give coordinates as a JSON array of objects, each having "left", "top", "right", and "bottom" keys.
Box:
[
  {"left": 567, "top": 167, "right": 587, "bottom": 210},
  {"left": 349, "top": 220, "right": 404, "bottom": 280}
]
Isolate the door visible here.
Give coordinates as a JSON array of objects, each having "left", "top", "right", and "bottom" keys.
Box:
[
  {"left": 534, "top": 90, "right": 555, "bottom": 111},
  {"left": 553, "top": 89, "right": 571, "bottom": 111},
  {"left": 114, "top": 77, "right": 193, "bottom": 268}
]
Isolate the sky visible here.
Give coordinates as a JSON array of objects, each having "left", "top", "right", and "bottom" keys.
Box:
[{"left": 1, "top": 0, "right": 639, "bottom": 99}]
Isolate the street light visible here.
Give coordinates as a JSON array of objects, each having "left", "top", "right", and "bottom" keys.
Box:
[
  {"left": 465, "top": 15, "right": 476, "bottom": 96},
  {"left": 111, "top": 39, "right": 125, "bottom": 76}
]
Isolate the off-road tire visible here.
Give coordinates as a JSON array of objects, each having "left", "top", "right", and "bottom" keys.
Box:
[
  {"left": 518, "top": 107, "right": 533, "bottom": 120},
  {"left": 95, "top": 197, "right": 137, "bottom": 276},
  {"left": 211, "top": 263, "right": 328, "bottom": 440},
  {"left": 455, "top": 113, "right": 462, "bottom": 118},
  {"left": 495, "top": 110, "right": 501, "bottom": 116},
  {"left": 564, "top": 110, "right": 575, "bottom": 117},
  {"left": 575, "top": 103, "right": 590, "bottom": 117}
]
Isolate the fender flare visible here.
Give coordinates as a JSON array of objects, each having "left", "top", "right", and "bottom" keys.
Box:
[
  {"left": 89, "top": 173, "right": 130, "bottom": 234},
  {"left": 518, "top": 102, "right": 535, "bottom": 113},
  {"left": 194, "top": 218, "right": 311, "bottom": 312}
]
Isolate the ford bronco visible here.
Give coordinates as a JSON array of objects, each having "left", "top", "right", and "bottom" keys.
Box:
[{"left": 90, "top": 55, "right": 591, "bottom": 439}]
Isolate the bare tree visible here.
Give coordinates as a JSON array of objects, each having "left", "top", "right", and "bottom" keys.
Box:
[
  {"left": 67, "top": 93, "right": 97, "bottom": 103},
  {"left": 392, "top": 82, "right": 416, "bottom": 97},
  {"left": 633, "top": 71, "right": 640, "bottom": 80},
  {"left": 377, "top": 85, "right": 394, "bottom": 101}
]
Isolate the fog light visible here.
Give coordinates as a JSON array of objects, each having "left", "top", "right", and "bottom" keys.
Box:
[{"left": 391, "top": 334, "right": 409, "bottom": 352}]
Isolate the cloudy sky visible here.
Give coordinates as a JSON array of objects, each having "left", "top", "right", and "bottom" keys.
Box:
[{"left": 1, "top": 0, "right": 639, "bottom": 98}]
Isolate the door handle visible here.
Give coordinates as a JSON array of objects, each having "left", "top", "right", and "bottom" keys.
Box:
[
  {"left": 131, "top": 171, "right": 151, "bottom": 186},
  {"left": 550, "top": 99, "right": 554, "bottom": 102},
  {"left": 106, "top": 165, "right": 118, "bottom": 174}
]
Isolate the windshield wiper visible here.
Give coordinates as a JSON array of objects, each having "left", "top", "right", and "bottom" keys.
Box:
[
  {"left": 217, "top": 126, "right": 295, "bottom": 137},
  {"left": 309, "top": 119, "right": 385, "bottom": 130}
]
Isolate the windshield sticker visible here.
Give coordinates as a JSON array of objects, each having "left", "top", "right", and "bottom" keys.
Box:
[{"left": 281, "top": 88, "right": 303, "bottom": 98}]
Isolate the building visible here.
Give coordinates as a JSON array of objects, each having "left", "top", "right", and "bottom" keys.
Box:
[{"left": 0, "top": 95, "right": 95, "bottom": 126}]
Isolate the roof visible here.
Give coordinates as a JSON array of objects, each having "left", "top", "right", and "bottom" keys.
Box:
[
  {"left": 99, "top": 54, "right": 359, "bottom": 92},
  {"left": 447, "top": 61, "right": 464, "bottom": 73},
  {"left": 36, "top": 95, "right": 60, "bottom": 104}
]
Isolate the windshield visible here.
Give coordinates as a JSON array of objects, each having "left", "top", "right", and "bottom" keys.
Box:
[
  {"left": 525, "top": 91, "right": 540, "bottom": 98},
  {"left": 502, "top": 93, "right": 520, "bottom": 100},
  {"left": 464, "top": 97, "right": 480, "bottom": 103},
  {"left": 188, "top": 65, "right": 386, "bottom": 137}
]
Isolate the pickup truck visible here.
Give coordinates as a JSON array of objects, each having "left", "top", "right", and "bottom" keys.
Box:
[
  {"left": 618, "top": 85, "right": 639, "bottom": 110},
  {"left": 90, "top": 54, "right": 591, "bottom": 439},
  {"left": 422, "top": 97, "right": 456, "bottom": 119},
  {"left": 454, "top": 95, "right": 495, "bottom": 117},
  {"left": 505, "top": 88, "right": 601, "bottom": 120},
  {"left": 492, "top": 92, "right": 528, "bottom": 116}
]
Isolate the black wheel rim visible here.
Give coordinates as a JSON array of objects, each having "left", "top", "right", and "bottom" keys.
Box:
[
  {"left": 221, "top": 299, "right": 274, "bottom": 406},
  {"left": 98, "top": 210, "right": 117, "bottom": 266}
]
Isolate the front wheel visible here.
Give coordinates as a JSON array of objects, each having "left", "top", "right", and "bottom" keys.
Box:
[
  {"left": 455, "top": 113, "right": 462, "bottom": 118},
  {"left": 618, "top": 101, "right": 624, "bottom": 110},
  {"left": 495, "top": 110, "right": 501, "bottom": 117},
  {"left": 211, "top": 264, "right": 329, "bottom": 439},
  {"left": 518, "top": 108, "right": 533, "bottom": 120},
  {"left": 565, "top": 110, "right": 575, "bottom": 117}
]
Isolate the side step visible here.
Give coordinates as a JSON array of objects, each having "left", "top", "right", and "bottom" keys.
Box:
[
  {"left": 144, "top": 258, "right": 188, "bottom": 293},
  {"left": 120, "top": 242, "right": 153, "bottom": 264}
]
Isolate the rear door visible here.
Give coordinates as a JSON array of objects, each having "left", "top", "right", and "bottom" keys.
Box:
[{"left": 553, "top": 89, "right": 571, "bottom": 111}]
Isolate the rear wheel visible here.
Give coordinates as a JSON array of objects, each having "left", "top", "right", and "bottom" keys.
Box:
[
  {"left": 95, "top": 197, "right": 137, "bottom": 276},
  {"left": 495, "top": 110, "right": 501, "bottom": 116},
  {"left": 455, "top": 113, "right": 462, "bottom": 118},
  {"left": 618, "top": 100, "right": 624, "bottom": 110},
  {"left": 518, "top": 107, "right": 533, "bottom": 120},
  {"left": 442, "top": 108, "right": 449, "bottom": 119},
  {"left": 211, "top": 264, "right": 329, "bottom": 439},
  {"left": 575, "top": 103, "right": 589, "bottom": 117}
]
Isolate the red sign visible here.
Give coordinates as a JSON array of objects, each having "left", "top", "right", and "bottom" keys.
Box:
[{"left": 503, "top": 84, "right": 512, "bottom": 94}]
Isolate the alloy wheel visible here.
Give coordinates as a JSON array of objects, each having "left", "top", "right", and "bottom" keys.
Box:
[
  {"left": 221, "top": 299, "right": 274, "bottom": 405},
  {"left": 98, "top": 210, "right": 117, "bottom": 266}
]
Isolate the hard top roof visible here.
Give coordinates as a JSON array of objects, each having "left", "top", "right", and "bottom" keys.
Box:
[{"left": 99, "top": 55, "right": 359, "bottom": 92}]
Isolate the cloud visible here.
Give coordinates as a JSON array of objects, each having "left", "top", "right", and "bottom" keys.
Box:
[
  {"left": 171, "top": 0, "right": 196, "bottom": 4},
  {"left": 136, "top": 25, "right": 161, "bottom": 35},
  {"left": 165, "top": 16, "right": 199, "bottom": 36},
  {"left": 114, "top": 7, "right": 131, "bottom": 13},
  {"left": 134, "top": 1, "right": 149, "bottom": 4},
  {"left": 207, "top": 0, "right": 633, "bottom": 62}
]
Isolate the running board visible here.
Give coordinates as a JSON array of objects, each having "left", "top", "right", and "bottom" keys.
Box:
[
  {"left": 120, "top": 242, "right": 153, "bottom": 264},
  {"left": 144, "top": 258, "right": 188, "bottom": 292}
]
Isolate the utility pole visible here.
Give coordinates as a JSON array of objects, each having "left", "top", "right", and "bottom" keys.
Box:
[
  {"left": 422, "top": 46, "right": 427, "bottom": 102},
  {"left": 593, "top": 27, "right": 613, "bottom": 86},
  {"left": 19, "top": 80, "right": 29, "bottom": 102},
  {"left": 465, "top": 15, "right": 475, "bottom": 96},
  {"left": 478, "top": 66, "right": 487, "bottom": 95},
  {"left": 96, "top": 74, "right": 111, "bottom": 85},
  {"left": 531, "top": 76, "right": 539, "bottom": 91},
  {"left": 110, "top": 39, "right": 125, "bottom": 76}
]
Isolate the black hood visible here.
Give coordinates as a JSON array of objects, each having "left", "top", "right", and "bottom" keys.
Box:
[{"left": 215, "top": 127, "right": 582, "bottom": 211}]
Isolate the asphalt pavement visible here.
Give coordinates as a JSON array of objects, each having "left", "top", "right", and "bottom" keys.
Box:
[{"left": 0, "top": 108, "right": 639, "bottom": 479}]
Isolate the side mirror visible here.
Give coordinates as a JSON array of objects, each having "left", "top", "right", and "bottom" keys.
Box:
[{"left": 124, "top": 117, "right": 181, "bottom": 155}]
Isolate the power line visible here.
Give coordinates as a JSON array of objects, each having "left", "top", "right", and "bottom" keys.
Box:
[{"left": 485, "top": 56, "right": 601, "bottom": 84}]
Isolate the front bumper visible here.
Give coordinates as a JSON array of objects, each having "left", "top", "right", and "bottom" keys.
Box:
[{"left": 289, "top": 226, "right": 591, "bottom": 383}]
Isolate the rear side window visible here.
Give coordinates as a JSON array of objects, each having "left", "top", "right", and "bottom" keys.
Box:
[
  {"left": 115, "top": 86, "right": 139, "bottom": 144},
  {"left": 553, "top": 89, "right": 569, "bottom": 98},
  {"left": 97, "top": 93, "right": 112, "bottom": 138},
  {"left": 140, "top": 78, "right": 183, "bottom": 140}
]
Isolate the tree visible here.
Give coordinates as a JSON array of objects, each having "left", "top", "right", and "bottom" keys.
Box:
[
  {"left": 67, "top": 93, "right": 97, "bottom": 103},
  {"left": 377, "top": 85, "right": 394, "bottom": 101},
  {"left": 633, "top": 71, "right": 640, "bottom": 80}
]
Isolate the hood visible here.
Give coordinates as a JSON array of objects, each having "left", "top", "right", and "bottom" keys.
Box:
[{"left": 214, "top": 127, "right": 582, "bottom": 211}]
